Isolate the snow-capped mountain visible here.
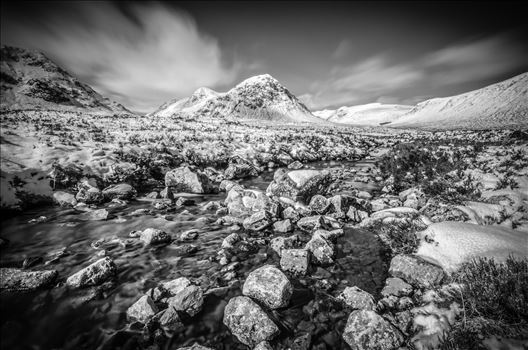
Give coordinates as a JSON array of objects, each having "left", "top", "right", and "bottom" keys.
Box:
[
  {"left": 151, "top": 74, "right": 323, "bottom": 123},
  {"left": 0, "top": 46, "right": 131, "bottom": 114},
  {"left": 390, "top": 73, "right": 528, "bottom": 129},
  {"left": 314, "top": 103, "right": 413, "bottom": 126}
]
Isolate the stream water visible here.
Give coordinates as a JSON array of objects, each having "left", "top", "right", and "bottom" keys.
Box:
[{"left": 0, "top": 161, "right": 387, "bottom": 350}]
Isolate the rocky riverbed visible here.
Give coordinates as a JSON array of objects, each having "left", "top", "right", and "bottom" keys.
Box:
[{"left": 1, "top": 111, "right": 527, "bottom": 350}]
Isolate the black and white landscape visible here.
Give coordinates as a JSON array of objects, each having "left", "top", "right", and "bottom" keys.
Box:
[{"left": 0, "top": 2, "right": 527, "bottom": 350}]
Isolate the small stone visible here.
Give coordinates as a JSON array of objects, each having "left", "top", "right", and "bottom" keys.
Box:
[
  {"left": 343, "top": 310, "right": 404, "bottom": 350},
  {"left": 337, "top": 286, "right": 376, "bottom": 310},
  {"left": 381, "top": 277, "right": 413, "bottom": 297},
  {"left": 280, "top": 249, "right": 310, "bottom": 275},
  {"left": 242, "top": 265, "right": 292, "bottom": 309},
  {"left": 389, "top": 254, "right": 444, "bottom": 288},
  {"left": 66, "top": 257, "right": 116, "bottom": 288},
  {"left": 126, "top": 295, "right": 158, "bottom": 323},
  {"left": 139, "top": 228, "right": 172, "bottom": 245},
  {"left": 305, "top": 234, "right": 335, "bottom": 265},
  {"left": 223, "top": 296, "right": 279, "bottom": 347},
  {"left": 221, "top": 233, "right": 241, "bottom": 249},
  {"left": 243, "top": 210, "right": 273, "bottom": 231},
  {"left": 180, "top": 229, "right": 199, "bottom": 241},
  {"left": 297, "top": 215, "right": 325, "bottom": 231},
  {"left": 273, "top": 219, "right": 293, "bottom": 233},
  {"left": 164, "top": 277, "right": 204, "bottom": 316}
]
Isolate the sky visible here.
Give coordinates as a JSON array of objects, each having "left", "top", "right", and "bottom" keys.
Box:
[{"left": 1, "top": 1, "right": 527, "bottom": 113}]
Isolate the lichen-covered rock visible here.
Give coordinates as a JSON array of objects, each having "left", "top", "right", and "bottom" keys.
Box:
[
  {"left": 126, "top": 295, "right": 158, "bottom": 323},
  {"left": 66, "top": 257, "right": 116, "bottom": 288},
  {"left": 389, "top": 254, "right": 444, "bottom": 288},
  {"left": 297, "top": 215, "right": 325, "bottom": 231},
  {"left": 270, "top": 235, "right": 299, "bottom": 256},
  {"left": 266, "top": 169, "right": 331, "bottom": 203},
  {"left": 280, "top": 249, "right": 310, "bottom": 275},
  {"left": 76, "top": 185, "right": 104, "bottom": 204},
  {"left": 0, "top": 268, "right": 58, "bottom": 292},
  {"left": 282, "top": 206, "right": 301, "bottom": 222},
  {"left": 164, "top": 277, "right": 204, "bottom": 316},
  {"left": 381, "top": 277, "right": 413, "bottom": 297},
  {"left": 165, "top": 166, "right": 215, "bottom": 194},
  {"left": 224, "top": 157, "right": 259, "bottom": 180},
  {"left": 242, "top": 265, "right": 292, "bottom": 309},
  {"left": 338, "top": 286, "right": 376, "bottom": 310},
  {"left": 243, "top": 210, "right": 273, "bottom": 231},
  {"left": 223, "top": 296, "right": 279, "bottom": 346},
  {"left": 305, "top": 234, "right": 335, "bottom": 265},
  {"left": 102, "top": 183, "right": 137, "bottom": 200},
  {"left": 343, "top": 310, "right": 404, "bottom": 350},
  {"left": 139, "top": 228, "right": 172, "bottom": 245}
]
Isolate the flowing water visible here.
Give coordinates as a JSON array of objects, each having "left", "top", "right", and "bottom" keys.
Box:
[{"left": 0, "top": 162, "right": 387, "bottom": 350}]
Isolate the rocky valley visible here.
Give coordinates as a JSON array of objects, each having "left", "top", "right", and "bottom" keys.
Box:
[{"left": 0, "top": 44, "right": 527, "bottom": 350}]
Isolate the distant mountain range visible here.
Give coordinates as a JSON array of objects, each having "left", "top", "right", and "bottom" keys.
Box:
[
  {"left": 150, "top": 74, "right": 323, "bottom": 123},
  {"left": 0, "top": 46, "right": 131, "bottom": 114},
  {"left": 316, "top": 73, "right": 527, "bottom": 129},
  {"left": 2, "top": 45, "right": 526, "bottom": 129}
]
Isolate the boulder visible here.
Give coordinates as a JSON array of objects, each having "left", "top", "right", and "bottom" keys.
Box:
[
  {"left": 416, "top": 221, "right": 528, "bottom": 273},
  {"left": 266, "top": 169, "right": 331, "bottom": 203},
  {"left": 164, "top": 277, "right": 204, "bottom": 316},
  {"left": 223, "top": 296, "right": 279, "bottom": 347},
  {"left": 102, "top": 183, "right": 137, "bottom": 200},
  {"left": 66, "top": 257, "right": 116, "bottom": 288},
  {"left": 165, "top": 166, "right": 215, "bottom": 194},
  {"left": 224, "top": 157, "right": 259, "bottom": 180},
  {"left": 343, "top": 310, "right": 404, "bottom": 350},
  {"left": 389, "top": 255, "right": 444, "bottom": 288},
  {"left": 280, "top": 249, "right": 310, "bottom": 275},
  {"left": 0, "top": 268, "right": 58, "bottom": 292},
  {"left": 242, "top": 265, "right": 292, "bottom": 309},
  {"left": 337, "top": 286, "right": 376, "bottom": 310},
  {"left": 127, "top": 295, "right": 158, "bottom": 323}
]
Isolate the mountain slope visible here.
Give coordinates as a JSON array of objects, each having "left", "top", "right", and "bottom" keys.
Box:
[
  {"left": 151, "top": 74, "right": 323, "bottom": 123},
  {"left": 0, "top": 46, "right": 131, "bottom": 114},
  {"left": 314, "top": 103, "right": 413, "bottom": 126},
  {"left": 390, "top": 73, "right": 528, "bottom": 129}
]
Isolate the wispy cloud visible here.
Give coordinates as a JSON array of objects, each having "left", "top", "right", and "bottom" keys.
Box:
[
  {"left": 307, "top": 32, "right": 527, "bottom": 109},
  {"left": 2, "top": 2, "right": 242, "bottom": 112}
]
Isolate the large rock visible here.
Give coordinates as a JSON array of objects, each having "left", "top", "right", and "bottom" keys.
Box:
[
  {"left": 243, "top": 210, "right": 273, "bottom": 231},
  {"left": 266, "top": 169, "right": 331, "bottom": 203},
  {"left": 165, "top": 166, "right": 215, "bottom": 194},
  {"left": 305, "top": 234, "right": 335, "bottom": 265},
  {"left": 389, "top": 255, "right": 444, "bottom": 288},
  {"left": 53, "top": 191, "right": 77, "bottom": 207},
  {"left": 280, "top": 249, "right": 310, "bottom": 275},
  {"left": 139, "top": 228, "right": 172, "bottom": 245},
  {"left": 337, "top": 286, "right": 376, "bottom": 310},
  {"left": 381, "top": 277, "right": 413, "bottom": 297},
  {"left": 164, "top": 277, "right": 204, "bottom": 316},
  {"left": 343, "top": 310, "right": 404, "bottom": 350},
  {"left": 66, "top": 257, "right": 116, "bottom": 288},
  {"left": 127, "top": 295, "right": 158, "bottom": 323},
  {"left": 0, "top": 268, "right": 58, "bottom": 292},
  {"left": 102, "top": 183, "right": 137, "bottom": 200},
  {"left": 242, "top": 265, "right": 292, "bottom": 309},
  {"left": 224, "top": 157, "right": 259, "bottom": 180},
  {"left": 416, "top": 221, "right": 528, "bottom": 273},
  {"left": 223, "top": 296, "right": 279, "bottom": 347}
]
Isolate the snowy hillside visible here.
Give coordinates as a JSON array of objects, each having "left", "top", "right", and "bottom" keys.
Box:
[
  {"left": 390, "top": 73, "right": 528, "bottom": 129},
  {"left": 151, "top": 74, "right": 323, "bottom": 123},
  {"left": 315, "top": 103, "right": 413, "bottom": 126},
  {"left": 0, "top": 46, "right": 131, "bottom": 114}
]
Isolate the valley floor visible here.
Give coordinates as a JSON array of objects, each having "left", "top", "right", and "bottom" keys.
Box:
[{"left": 0, "top": 110, "right": 527, "bottom": 350}]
